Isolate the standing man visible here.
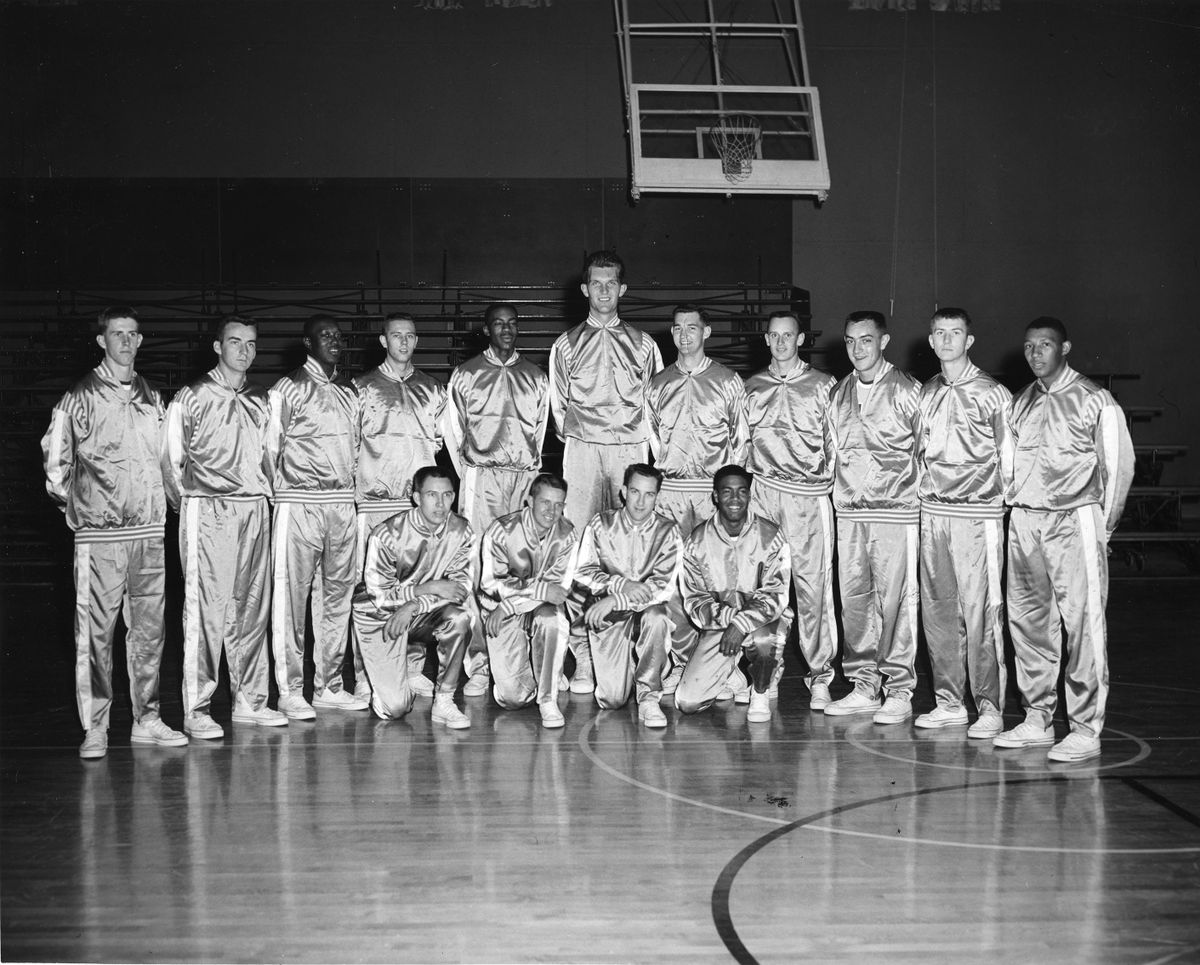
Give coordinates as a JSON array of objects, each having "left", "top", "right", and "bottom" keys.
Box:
[
  {"left": 549, "top": 250, "right": 663, "bottom": 693},
  {"left": 163, "top": 316, "right": 286, "bottom": 738},
  {"left": 354, "top": 313, "right": 448, "bottom": 700},
  {"left": 574, "top": 464, "right": 681, "bottom": 728},
  {"left": 915, "top": 308, "right": 1014, "bottom": 739},
  {"left": 479, "top": 474, "right": 578, "bottom": 729},
  {"left": 825, "top": 311, "right": 922, "bottom": 725},
  {"left": 42, "top": 307, "right": 187, "bottom": 758},
  {"left": 744, "top": 309, "right": 839, "bottom": 710},
  {"left": 351, "top": 466, "right": 474, "bottom": 729},
  {"left": 994, "top": 317, "right": 1133, "bottom": 762},
  {"left": 674, "top": 466, "right": 790, "bottom": 725},
  {"left": 267, "top": 316, "right": 368, "bottom": 719}
]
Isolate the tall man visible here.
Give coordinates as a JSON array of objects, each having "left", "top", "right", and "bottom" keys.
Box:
[
  {"left": 351, "top": 466, "right": 474, "bottom": 729},
  {"left": 163, "top": 316, "right": 286, "bottom": 739},
  {"left": 994, "top": 317, "right": 1133, "bottom": 762},
  {"left": 42, "top": 307, "right": 187, "bottom": 758},
  {"left": 354, "top": 313, "right": 448, "bottom": 700},
  {"left": 574, "top": 464, "right": 681, "bottom": 728},
  {"left": 550, "top": 250, "right": 663, "bottom": 692},
  {"left": 674, "top": 466, "right": 790, "bottom": 725},
  {"left": 744, "top": 309, "right": 839, "bottom": 710},
  {"left": 915, "top": 308, "right": 1013, "bottom": 738},
  {"left": 825, "top": 311, "right": 922, "bottom": 724},
  {"left": 267, "top": 316, "right": 368, "bottom": 719},
  {"left": 479, "top": 473, "right": 578, "bottom": 729}
]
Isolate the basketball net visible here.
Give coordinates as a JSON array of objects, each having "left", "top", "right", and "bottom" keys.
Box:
[{"left": 710, "top": 114, "right": 762, "bottom": 183}]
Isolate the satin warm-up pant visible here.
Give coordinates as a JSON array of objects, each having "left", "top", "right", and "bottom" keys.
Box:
[
  {"left": 1007, "top": 505, "right": 1110, "bottom": 738},
  {"left": 350, "top": 599, "right": 471, "bottom": 720},
  {"left": 72, "top": 535, "right": 167, "bottom": 731},
  {"left": 588, "top": 603, "right": 671, "bottom": 709},
  {"left": 180, "top": 496, "right": 271, "bottom": 716},
  {"left": 751, "top": 483, "right": 838, "bottom": 688},
  {"left": 837, "top": 519, "right": 919, "bottom": 698},
  {"left": 919, "top": 512, "right": 1006, "bottom": 715},
  {"left": 487, "top": 603, "right": 569, "bottom": 709},
  {"left": 459, "top": 465, "right": 536, "bottom": 535},
  {"left": 674, "top": 619, "right": 782, "bottom": 715},
  {"left": 271, "top": 501, "right": 357, "bottom": 699}
]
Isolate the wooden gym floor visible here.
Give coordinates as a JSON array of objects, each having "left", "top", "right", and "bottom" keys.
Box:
[{"left": 1, "top": 581, "right": 1199, "bottom": 964}]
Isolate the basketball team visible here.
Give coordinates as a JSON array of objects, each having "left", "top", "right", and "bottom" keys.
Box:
[{"left": 41, "top": 250, "right": 1134, "bottom": 765}]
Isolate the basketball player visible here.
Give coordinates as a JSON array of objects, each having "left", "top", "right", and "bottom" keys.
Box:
[
  {"left": 266, "top": 316, "right": 368, "bottom": 719},
  {"left": 162, "top": 316, "right": 285, "bottom": 738},
  {"left": 574, "top": 464, "right": 681, "bottom": 728},
  {"left": 994, "top": 317, "right": 1133, "bottom": 762},
  {"left": 915, "top": 308, "right": 1013, "bottom": 738},
  {"left": 42, "top": 307, "right": 187, "bottom": 758},
  {"left": 825, "top": 311, "right": 921, "bottom": 724}
]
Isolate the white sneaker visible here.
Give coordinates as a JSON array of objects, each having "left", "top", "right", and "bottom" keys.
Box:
[
  {"left": 638, "top": 700, "right": 667, "bottom": 729},
  {"left": 312, "top": 688, "right": 369, "bottom": 711},
  {"left": 558, "top": 673, "right": 571, "bottom": 692},
  {"left": 1048, "top": 731, "right": 1101, "bottom": 762},
  {"left": 728, "top": 672, "right": 751, "bottom": 705},
  {"left": 661, "top": 664, "right": 684, "bottom": 696},
  {"left": 967, "top": 710, "right": 1004, "bottom": 739},
  {"left": 432, "top": 696, "right": 470, "bottom": 729},
  {"left": 824, "top": 690, "right": 881, "bottom": 716},
  {"left": 131, "top": 717, "right": 188, "bottom": 747},
  {"left": 409, "top": 675, "right": 435, "bottom": 698},
  {"left": 915, "top": 705, "right": 968, "bottom": 729},
  {"left": 79, "top": 728, "right": 107, "bottom": 759},
  {"left": 809, "top": 682, "right": 831, "bottom": 712},
  {"left": 873, "top": 694, "right": 912, "bottom": 725},
  {"left": 993, "top": 717, "right": 1055, "bottom": 748},
  {"left": 277, "top": 695, "right": 316, "bottom": 721},
  {"left": 184, "top": 713, "right": 225, "bottom": 740},
  {"left": 569, "top": 658, "right": 595, "bottom": 695},
  {"left": 539, "top": 702, "right": 565, "bottom": 729},
  {"left": 353, "top": 680, "right": 372, "bottom": 701},
  {"left": 463, "top": 674, "right": 489, "bottom": 698},
  {"left": 231, "top": 696, "right": 288, "bottom": 728},
  {"left": 747, "top": 691, "right": 772, "bottom": 723}
]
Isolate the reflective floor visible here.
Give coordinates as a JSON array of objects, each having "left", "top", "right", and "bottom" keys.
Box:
[{"left": 2, "top": 582, "right": 1199, "bottom": 964}]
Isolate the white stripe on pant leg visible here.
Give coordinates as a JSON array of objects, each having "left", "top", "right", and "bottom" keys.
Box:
[
  {"left": 1076, "top": 506, "right": 1109, "bottom": 724},
  {"left": 983, "top": 517, "right": 1007, "bottom": 702},
  {"left": 819, "top": 498, "right": 839, "bottom": 650},
  {"left": 905, "top": 523, "right": 919, "bottom": 649},
  {"left": 549, "top": 610, "right": 569, "bottom": 702},
  {"left": 461, "top": 466, "right": 480, "bottom": 526},
  {"left": 74, "top": 543, "right": 93, "bottom": 728},
  {"left": 271, "top": 504, "right": 293, "bottom": 693},
  {"left": 182, "top": 497, "right": 202, "bottom": 715},
  {"left": 356, "top": 512, "right": 370, "bottom": 578}
]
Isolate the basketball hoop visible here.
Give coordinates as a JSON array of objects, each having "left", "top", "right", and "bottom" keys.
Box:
[{"left": 710, "top": 114, "right": 762, "bottom": 183}]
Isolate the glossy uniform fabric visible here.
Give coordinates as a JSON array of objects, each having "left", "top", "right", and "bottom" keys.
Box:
[
  {"left": 1006, "top": 365, "right": 1134, "bottom": 738},
  {"left": 267, "top": 357, "right": 360, "bottom": 701},
  {"left": 745, "top": 360, "right": 839, "bottom": 689},
  {"left": 351, "top": 510, "right": 476, "bottom": 719},
  {"left": 675, "top": 515, "right": 791, "bottom": 714},
  {"left": 917, "top": 361, "right": 1014, "bottom": 716},
  {"left": 479, "top": 508, "right": 578, "bottom": 709},
  {"left": 574, "top": 509, "right": 682, "bottom": 709},
  {"left": 830, "top": 360, "right": 922, "bottom": 699},
  {"left": 42, "top": 362, "right": 168, "bottom": 731},
  {"left": 163, "top": 368, "right": 273, "bottom": 718}
]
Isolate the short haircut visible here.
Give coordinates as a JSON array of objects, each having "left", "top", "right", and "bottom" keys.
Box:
[
  {"left": 412, "top": 465, "right": 454, "bottom": 493},
  {"left": 623, "top": 463, "right": 664, "bottom": 490},
  {"left": 1025, "top": 315, "right": 1069, "bottom": 342},
  {"left": 215, "top": 315, "right": 256, "bottom": 341},
  {"left": 583, "top": 249, "right": 625, "bottom": 284},
  {"left": 845, "top": 310, "right": 887, "bottom": 333},
  {"left": 931, "top": 307, "right": 972, "bottom": 331},
  {"left": 97, "top": 306, "right": 138, "bottom": 334},
  {"left": 767, "top": 310, "right": 802, "bottom": 333},
  {"left": 382, "top": 312, "right": 415, "bottom": 333},
  {"left": 672, "top": 303, "right": 709, "bottom": 325},
  {"left": 713, "top": 464, "right": 753, "bottom": 491},
  {"left": 484, "top": 302, "right": 519, "bottom": 326},
  {"left": 303, "top": 314, "right": 339, "bottom": 340},
  {"left": 529, "top": 472, "right": 569, "bottom": 499}
]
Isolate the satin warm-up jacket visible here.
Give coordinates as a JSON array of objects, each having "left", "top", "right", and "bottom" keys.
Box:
[
  {"left": 574, "top": 509, "right": 682, "bottom": 611},
  {"left": 744, "top": 360, "right": 837, "bottom": 495},
  {"left": 360, "top": 509, "right": 476, "bottom": 617},
  {"left": 479, "top": 507, "right": 578, "bottom": 618},
  {"left": 647, "top": 357, "right": 749, "bottom": 481},
  {"left": 680, "top": 515, "right": 790, "bottom": 635},
  {"left": 445, "top": 348, "right": 549, "bottom": 473},
  {"left": 354, "top": 363, "right": 445, "bottom": 506}
]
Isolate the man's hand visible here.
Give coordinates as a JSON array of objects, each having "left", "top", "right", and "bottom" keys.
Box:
[
  {"left": 718, "top": 622, "right": 747, "bottom": 656},
  {"left": 416, "top": 579, "right": 467, "bottom": 603},
  {"left": 485, "top": 606, "right": 508, "bottom": 635},
  {"left": 539, "top": 582, "right": 569, "bottom": 606},
  {"left": 585, "top": 596, "right": 619, "bottom": 629},
  {"left": 621, "top": 580, "right": 654, "bottom": 609},
  {"left": 385, "top": 602, "right": 419, "bottom": 640}
]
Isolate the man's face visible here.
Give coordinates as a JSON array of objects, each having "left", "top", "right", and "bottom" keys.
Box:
[
  {"left": 713, "top": 476, "right": 751, "bottom": 528},
  {"left": 765, "top": 316, "right": 802, "bottom": 365},
  {"left": 413, "top": 477, "right": 456, "bottom": 527},
  {"left": 528, "top": 484, "right": 566, "bottom": 534},
  {"left": 844, "top": 319, "right": 889, "bottom": 376},
  {"left": 1024, "top": 327, "right": 1070, "bottom": 382},
  {"left": 928, "top": 316, "right": 974, "bottom": 366},
  {"left": 486, "top": 308, "right": 519, "bottom": 355},
  {"left": 620, "top": 473, "right": 661, "bottom": 524},
  {"left": 305, "top": 320, "right": 343, "bottom": 367},
  {"left": 96, "top": 317, "right": 141, "bottom": 367},
  {"left": 214, "top": 322, "right": 257, "bottom": 374},
  {"left": 671, "top": 312, "right": 709, "bottom": 356},
  {"left": 581, "top": 266, "right": 626, "bottom": 316},
  {"left": 380, "top": 318, "right": 417, "bottom": 367}
]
